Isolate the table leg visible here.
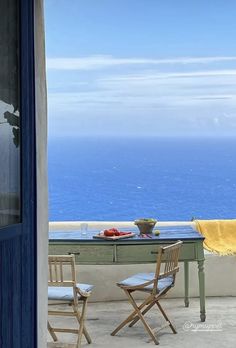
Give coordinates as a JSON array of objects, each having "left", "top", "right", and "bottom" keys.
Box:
[
  {"left": 198, "top": 259, "right": 206, "bottom": 322},
  {"left": 184, "top": 261, "right": 189, "bottom": 307}
]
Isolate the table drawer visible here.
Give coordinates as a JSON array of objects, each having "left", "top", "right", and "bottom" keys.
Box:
[
  {"left": 116, "top": 243, "right": 196, "bottom": 263},
  {"left": 49, "top": 244, "right": 114, "bottom": 264}
]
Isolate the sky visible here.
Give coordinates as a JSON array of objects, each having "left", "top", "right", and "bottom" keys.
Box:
[{"left": 45, "top": 0, "right": 236, "bottom": 137}]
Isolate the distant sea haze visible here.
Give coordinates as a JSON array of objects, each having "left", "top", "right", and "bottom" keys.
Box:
[{"left": 48, "top": 136, "right": 236, "bottom": 222}]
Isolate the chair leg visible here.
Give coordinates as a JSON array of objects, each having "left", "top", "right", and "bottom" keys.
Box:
[
  {"left": 73, "top": 303, "right": 92, "bottom": 344},
  {"left": 130, "top": 294, "right": 177, "bottom": 333},
  {"left": 111, "top": 307, "right": 138, "bottom": 336},
  {"left": 125, "top": 290, "right": 159, "bottom": 345},
  {"left": 129, "top": 297, "right": 156, "bottom": 328},
  {"left": 111, "top": 292, "right": 152, "bottom": 336},
  {"left": 156, "top": 301, "right": 177, "bottom": 334},
  {"left": 47, "top": 320, "right": 58, "bottom": 341},
  {"left": 76, "top": 298, "right": 88, "bottom": 348}
]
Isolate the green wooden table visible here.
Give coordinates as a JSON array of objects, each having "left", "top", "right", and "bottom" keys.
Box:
[{"left": 49, "top": 225, "right": 206, "bottom": 322}]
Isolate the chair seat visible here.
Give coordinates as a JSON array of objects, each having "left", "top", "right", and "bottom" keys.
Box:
[
  {"left": 48, "top": 283, "right": 94, "bottom": 301},
  {"left": 118, "top": 273, "right": 173, "bottom": 292}
]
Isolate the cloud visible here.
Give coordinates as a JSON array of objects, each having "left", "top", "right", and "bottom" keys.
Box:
[
  {"left": 48, "top": 66, "right": 236, "bottom": 111},
  {"left": 46, "top": 55, "right": 236, "bottom": 71},
  {"left": 48, "top": 90, "right": 236, "bottom": 113},
  {"left": 47, "top": 55, "right": 236, "bottom": 136},
  {"left": 193, "top": 95, "right": 234, "bottom": 101},
  {"left": 95, "top": 69, "right": 236, "bottom": 106},
  {"left": 100, "top": 69, "right": 236, "bottom": 83}
]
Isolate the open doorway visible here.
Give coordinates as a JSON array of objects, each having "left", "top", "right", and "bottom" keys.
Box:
[{"left": 44, "top": 1, "right": 236, "bottom": 346}]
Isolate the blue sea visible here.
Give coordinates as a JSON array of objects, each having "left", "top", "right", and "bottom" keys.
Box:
[{"left": 48, "top": 136, "right": 236, "bottom": 221}]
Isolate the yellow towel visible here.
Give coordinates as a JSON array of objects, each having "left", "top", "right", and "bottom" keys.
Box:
[{"left": 195, "top": 219, "right": 236, "bottom": 255}]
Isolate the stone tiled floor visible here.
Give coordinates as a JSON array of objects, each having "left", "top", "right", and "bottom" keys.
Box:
[{"left": 47, "top": 297, "right": 236, "bottom": 348}]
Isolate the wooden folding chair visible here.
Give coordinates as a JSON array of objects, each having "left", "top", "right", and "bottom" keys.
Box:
[
  {"left": 111, "top": 240, "right": 183, "bottom": 345},
  {"left": 47, "top": 255, "right": 94, "bottom": 347}
]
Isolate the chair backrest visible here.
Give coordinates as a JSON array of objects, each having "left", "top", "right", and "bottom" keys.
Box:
[
  {"left": 48, "top": 255, "right": 76, "bottom": 288},
  {"left": 154, "top": 240, "right": 183, "bottom": 293}
]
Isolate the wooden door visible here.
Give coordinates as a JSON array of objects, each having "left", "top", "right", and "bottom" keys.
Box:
[{"left": 0, "top": 0, "right": 37, "bottom": 347}]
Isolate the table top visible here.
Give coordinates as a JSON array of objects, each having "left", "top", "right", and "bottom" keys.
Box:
[{"left": 49, "top": 225, "right": 204, "bottom": 243}]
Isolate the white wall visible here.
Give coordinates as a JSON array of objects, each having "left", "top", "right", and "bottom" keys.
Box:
[{"left": 35, "top": 1, "right": 48, "bottom": 347}]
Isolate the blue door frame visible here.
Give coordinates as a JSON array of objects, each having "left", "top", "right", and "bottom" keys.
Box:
[{"left": 0, "top": 0, "right": 37, "bottom": 347}]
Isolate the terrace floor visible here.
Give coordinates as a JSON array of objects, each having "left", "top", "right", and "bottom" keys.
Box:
[{"left": 47, "top": 297, "right": 236, "bottom": 348}]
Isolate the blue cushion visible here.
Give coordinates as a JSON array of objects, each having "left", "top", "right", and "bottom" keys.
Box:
[
  {"left": 48, "top": 283, "right": 94, "bottom": 301},
  {"left": 118, "top": 273, "right": 173, "bottom": 292}
]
